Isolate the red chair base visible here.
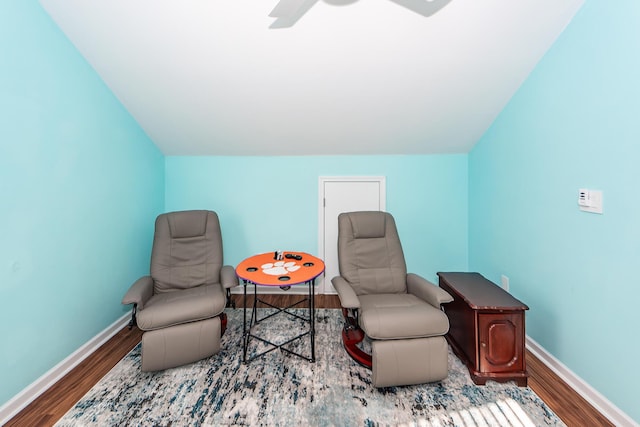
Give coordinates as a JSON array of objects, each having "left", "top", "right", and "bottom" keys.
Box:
[
  {"left": 221, "top": 312, "right": 228, "bottom": 336},
  {"left": 341, "top": 309, "right": 372, "bottom": 369}
]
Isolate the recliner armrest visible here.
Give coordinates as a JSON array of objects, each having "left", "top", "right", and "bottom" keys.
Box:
[
  {"left": 122, "top": 275, "right": 154, "bottom": 309},
  {"left": 406, "top": 273, "right": 453, "bottom": 307},
  {"left": 332, "top": 276, "right": 360, "bottom": 309},
  {"left": 221, "top": 265, "right": 239, "bottom": 289}
]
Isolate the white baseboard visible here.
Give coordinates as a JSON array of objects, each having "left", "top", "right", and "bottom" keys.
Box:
[
  {"left": 526, "top": 336, "right": 638, "bottom": 427},
  {"left": 0, "top": 312, "right": 131, "bottom": 426}
]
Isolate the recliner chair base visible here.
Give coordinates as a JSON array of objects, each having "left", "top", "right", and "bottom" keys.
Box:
[
  {"left": 342, "top": 310, "right": 372, "bottom": 368},
  {"left": 341, "top": 310, "right": 449, "bottom": 388},
  {"left": 141, "top": 316, "right": 222, "bottom": 372},
  {"left": 371, "top": 336, "right": 448, "bottom": 388}
]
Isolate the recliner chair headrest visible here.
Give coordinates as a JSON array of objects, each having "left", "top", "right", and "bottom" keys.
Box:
[
  {"left": 349, "top": 211, "right": 387, "bottom": 239},
  {"left": 167, "top": 210, "right": 209, "bottom": 238}
]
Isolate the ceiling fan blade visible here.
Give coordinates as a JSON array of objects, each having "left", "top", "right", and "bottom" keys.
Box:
[
  {"left": 270, "top": 0, "right": 319, "bottom": 28},
  {"left": 387, "top": 0, "right": 452, "bottom": 18},
  {"left": 270, "top": 0, "right": 308, "bottom": 17}
]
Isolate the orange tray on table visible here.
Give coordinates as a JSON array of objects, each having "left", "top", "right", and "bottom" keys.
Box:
[{"left": 236, "top": 252, "right": 325, "bottom": 286}]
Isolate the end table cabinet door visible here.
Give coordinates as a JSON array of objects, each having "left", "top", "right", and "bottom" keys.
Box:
[{"left": 478, "top": 313, "right": 525, "bottom": 374}]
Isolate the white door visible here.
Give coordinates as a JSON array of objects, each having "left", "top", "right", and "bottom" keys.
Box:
[{"left": 318, "top": 177, "right": 385, "bottom": 294}]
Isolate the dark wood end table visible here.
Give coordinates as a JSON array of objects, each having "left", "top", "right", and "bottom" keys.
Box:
[{"left": 437, "top": 272, "right": 529, "bottom": 386}]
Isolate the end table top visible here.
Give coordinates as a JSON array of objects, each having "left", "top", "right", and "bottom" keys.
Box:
[
  {"left": 437, "top": 272, "right": 529, "bottom": 311},
  {"left": 236, "top": 252, "right": 325, "bottom": 286}
]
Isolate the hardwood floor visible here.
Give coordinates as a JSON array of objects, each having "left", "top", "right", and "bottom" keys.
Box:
[
  {"left": 6, "top": 294, "right": 614, "bottom": 427},
  {"left": 526, "top": 350, "right": 614, "bottom": 426},
  {"left": 5, "top": 323, "right": 144, "bottom": 427}
]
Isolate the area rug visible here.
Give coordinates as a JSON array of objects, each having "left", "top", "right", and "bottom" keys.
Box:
[{"left": 55, "top": 308, "right": 564, "bottom": 426}]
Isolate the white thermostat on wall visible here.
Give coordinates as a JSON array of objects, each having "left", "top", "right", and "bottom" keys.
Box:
[
  {"left": 578, "top": 188, "right": 603, "bottom": 214},
  {"left": 578, "top": 189, "right": 591, "bottom": 207}
]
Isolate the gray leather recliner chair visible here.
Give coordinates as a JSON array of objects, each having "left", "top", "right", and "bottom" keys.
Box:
[
  {"left": 332, "top": 211, "right": 453, "bottom": 388},
  {"left": 122, "top": 210, "right": 238, "bottom": 371}
]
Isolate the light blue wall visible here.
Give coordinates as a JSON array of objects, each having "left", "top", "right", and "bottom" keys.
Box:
[
  {"left": 166, "top": 155, "right": 468, "bottom": 283},
  {"left": 469, "top": 0, "right": 640, "bottom": 422},
  {"left": 0, "top": 1, "right": 165, "bottom": 406},
  {"left": 4, "top": 0, "right": 637, "bottom": 422}
]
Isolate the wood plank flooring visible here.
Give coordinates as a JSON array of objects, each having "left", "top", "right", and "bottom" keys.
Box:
[
  {"left": 6, "top": 294, "right": 614, "bottom": 427},
  {"left": 5, "top": 322, "right": 144, "bottom": 427},
  {"left": 526, "top": 349, "right": 614, "bottom": 426}
]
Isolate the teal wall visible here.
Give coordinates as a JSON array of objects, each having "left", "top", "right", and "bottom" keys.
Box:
[
  {"left": 0, "top": 1, "right": 165, "bottom": 407},
  {"left": 2, "top": 0, "right": 638, "bottom": 423},
  {"left": 166, "top": 155, "right": 468, "bottom": 283},
  {"left": 469, "top": 0, "right": 640, "bottom": 422}
]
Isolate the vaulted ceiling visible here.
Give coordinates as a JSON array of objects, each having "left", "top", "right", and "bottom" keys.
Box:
[{"left": 39, "top": 0, "right": 584, "bottom": 155}]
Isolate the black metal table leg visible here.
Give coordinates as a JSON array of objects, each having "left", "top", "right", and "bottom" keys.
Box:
[
  {"left": 236, "top": 252, "right": 324, "bottom": 365},
  {"left": 242, "top": 279, "right": 248, "bottom": 363},
  {"left": 309, "top": 278, "right": 315, "bottom": 362}
]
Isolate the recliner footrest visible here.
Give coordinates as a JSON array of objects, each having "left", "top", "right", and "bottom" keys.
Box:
[
  {"left": 141, "top": 317, "right": 221, "bottom": 372},
  {"left": 371, "top": 336, "right": 448, "bottom": 388}
]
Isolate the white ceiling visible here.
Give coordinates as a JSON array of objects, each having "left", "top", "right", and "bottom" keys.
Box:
[{"left": 39, "top": 0, "right": 583, "bottom": 156}]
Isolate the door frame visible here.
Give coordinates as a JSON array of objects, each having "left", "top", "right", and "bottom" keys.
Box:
[{"left": 317, "top": 176, "right": 386, "bottom": 294}]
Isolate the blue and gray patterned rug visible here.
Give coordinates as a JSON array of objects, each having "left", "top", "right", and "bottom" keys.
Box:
[{"left": 55, "top": 308, "right": 564, "bottom": 426}]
